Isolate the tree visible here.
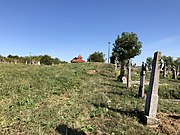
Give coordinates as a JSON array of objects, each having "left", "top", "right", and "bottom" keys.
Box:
[
  {"left": 7, "top": 55, "right": 19, "bottom": 59},
  {"left": 87, "top": 51, "right": 105, "bottom": 62},
  {"left": 0, "top": 54, "right": 67, "bottom": 64},
  {"left": 40, "top": 55, "right": 54, "bottom": 65},
  {"left": 53, "top": 58, "right": 61, "bottom": 64},
  {"left": 174, "top": 57, "right": 180, "bottom": 67},
  {"left": 146, "top": 57, "right": 152, "bottom": 65},
  {"left": 113, "top": 32, "right": 142, "bottom": 61},
  {"left": 146, "top": 57, "right": 153, "bottom": 70},
  {"left": 110, "top": 55, "right": 116, "bottom": 64},
  {"left": 162, "top": 56, "right": 174, "bottom": 66},
  {"left": 112, "top": 32, "right": 142, "bottom": 78}
]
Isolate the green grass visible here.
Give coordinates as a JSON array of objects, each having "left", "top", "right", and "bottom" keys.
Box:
[{"left": 0, "top": 63, "right": 179, "bottom": 135}]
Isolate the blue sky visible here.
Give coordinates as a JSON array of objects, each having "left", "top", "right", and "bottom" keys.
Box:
[{"left": 0, "top": 0, "right": 179, "bottom": 65}]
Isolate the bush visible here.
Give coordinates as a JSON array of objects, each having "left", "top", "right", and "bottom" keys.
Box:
[
  {"left": 40, "top": 55, "right": 54, "bottom": 65},
  {"left": 87, "top": 51, "right": 105, "bottom": 62}
]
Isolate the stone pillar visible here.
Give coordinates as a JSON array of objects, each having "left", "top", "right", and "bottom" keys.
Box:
[
  {"left": 115, "top": 57, "right": 118, "bottom": 70},
  {"left": 172, "top": 66, "right": 177, "bottom": 79},
  {"left": 115, "top": 57, "right": 120, "bottom": 78},
  {"left": 144, "top": 51, "right": 161, "bottom": 125},
  {"left": 14, "top": 60, "right": 17, "bottom": 64},
  {"left": 167, "top": 65, "right": 170, "bottom": 75},
  {"left": 37, "top": 61, "right": 41, "bottom": 65},
  {"left": 138, "top": 62, "right": 146, "bottom": 97},
  {"left": 176, "top": 65, "right": 179, "bottom": 76},
  {"left": 163, "top": 63, "right": 167, "bottom": 78},
  {"left": 127, "top": 59, "right": 132, "bottom": 88}
]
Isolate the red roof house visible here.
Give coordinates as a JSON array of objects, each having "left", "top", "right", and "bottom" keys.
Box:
[{"left": 71, "top": 55, "right": 85, "bottom": 63}]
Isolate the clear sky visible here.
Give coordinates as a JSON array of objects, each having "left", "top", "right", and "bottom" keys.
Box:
[{"left": 0, "top": 0, "right": 179, "bottom": 65}]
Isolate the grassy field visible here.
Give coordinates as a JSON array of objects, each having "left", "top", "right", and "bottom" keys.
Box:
[{"left": 0, "top": 63, "right": 179, "bottom": 135}]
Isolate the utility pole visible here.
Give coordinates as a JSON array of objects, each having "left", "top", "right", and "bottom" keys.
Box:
[{"left": 108, "top": 42, "right": 110, "bottom": 63}]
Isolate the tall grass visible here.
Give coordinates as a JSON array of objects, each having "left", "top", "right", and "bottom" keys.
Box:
[{"left": 0, "top": 63, "right": 179, "bottom": 134}]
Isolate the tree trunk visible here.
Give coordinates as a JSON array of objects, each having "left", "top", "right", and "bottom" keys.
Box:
[{"left": 118, "top": 60, "right": 126, "bottom": 82}]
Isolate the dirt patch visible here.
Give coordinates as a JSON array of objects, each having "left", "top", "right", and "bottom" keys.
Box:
[
  {"left": 46, "top": 93, "right": 71, "bottom": 108},
  {"left": 155, "top": 112, "right": 180, "bottom": 135},
  {"left": 86, "top": 70, "right": 98, "bottom": 75}
]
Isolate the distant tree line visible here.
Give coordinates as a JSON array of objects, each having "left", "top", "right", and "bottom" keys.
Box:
[
  {"left": 0, "top": 54, "right": 67, "bottom": 65},
  {"left": 146, "top": 55, "right": 180, "bottom": 68}
]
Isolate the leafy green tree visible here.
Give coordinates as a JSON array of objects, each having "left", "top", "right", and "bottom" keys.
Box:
[
  {"left": 162, "top": 56, "right": 174, "bottom": 66},
  {"left": 87, "top": 51, "right": 105, "bottom": 62},
  {"left": 112, "top": 32, "right": 142, "bottom": 77},
  {"left": 40, "top": 55, "right": 54, "bottom": 65},
  {"left": 110, "top": 55, "right": 116, "bottom": 64},
  {"left": 0, "top": 55, "right": 3, "bottom": 59},
  {"left": 146, "top": 57, "right": 153, "bottom": 70},
  {"left": 31, "top": 55, "right": 42, "bottom": 62},
  {"left": 0, "top": 55, "right": 5, "bottom": 62},
  {"left": 113, "top": 32, "right": 142, "bottom": 61},
  {"left": 174, "top": 57, "right": 180, "bottom": 67},
  {"left": 53, "top": 58, "right": 61, "bottom": 64},
  {"left": 7, "top": 55, "right": 19, "bottom": 59}
]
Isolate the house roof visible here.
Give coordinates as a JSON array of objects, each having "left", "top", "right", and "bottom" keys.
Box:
[
  {"left": 71, "top": 59, "right": 85, "bottom": 63},
  {"left": 71, "top": 55, "right": 85, "bottom": 63}
]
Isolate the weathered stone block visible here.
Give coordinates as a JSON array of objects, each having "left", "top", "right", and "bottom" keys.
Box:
[
  {"left": 145, "top": 94, "right": 159, "bottom": 118},
  {"left": 144, "top": 116, "right": 160, "bottom": 126}
]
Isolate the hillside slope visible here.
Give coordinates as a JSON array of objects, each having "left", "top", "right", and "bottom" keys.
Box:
[{"left": 0, "top": 63, "right": 179, "bottom": 135}]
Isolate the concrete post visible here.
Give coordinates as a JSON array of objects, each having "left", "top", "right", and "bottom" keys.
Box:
[
  {"left": 138, "top": 62, "right": 146, "bottom": 97},
  {"left": 127, "top": 59, "right": 132, "bottom": 88},
  {"left": 144, "top": 51, "right": 161, "bottom": 125}
]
